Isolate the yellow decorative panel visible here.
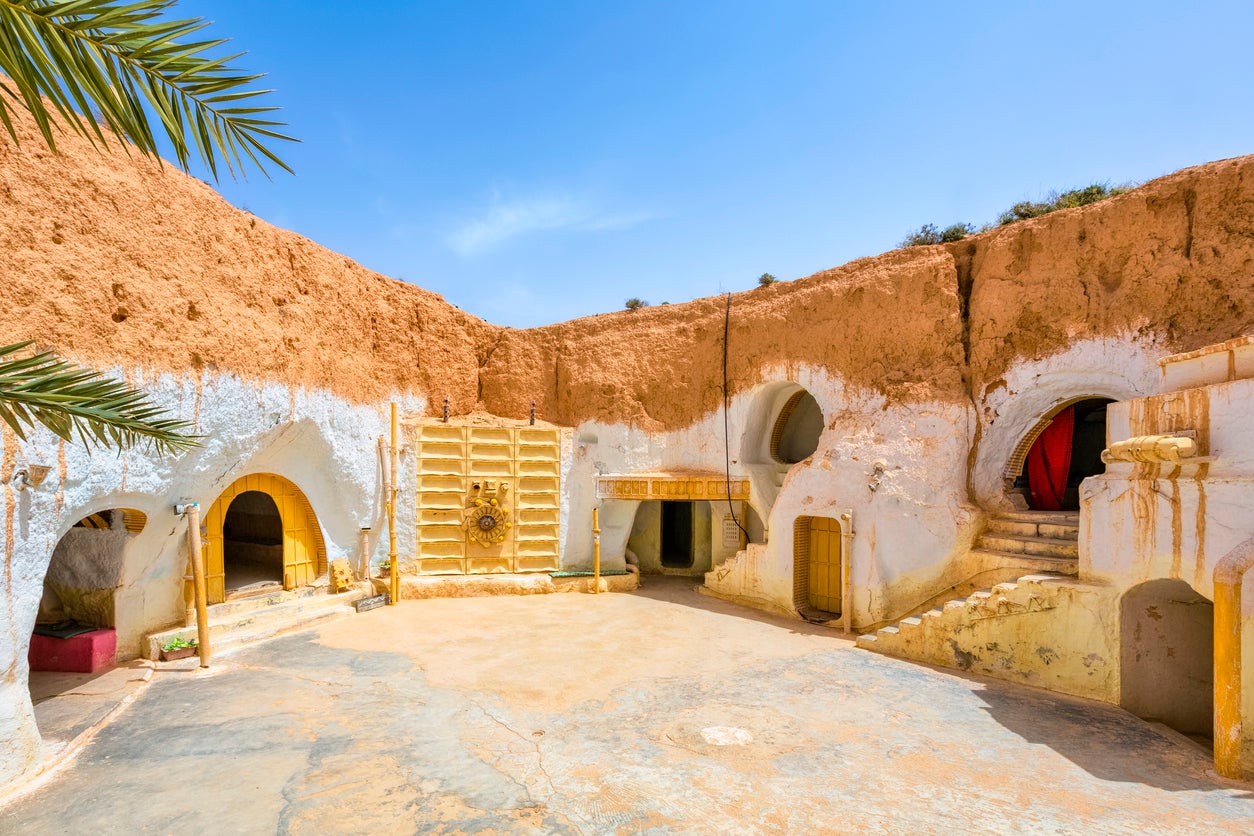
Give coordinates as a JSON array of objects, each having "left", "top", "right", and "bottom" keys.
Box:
[
  {"left": 518, "top": 508, "right": 560, "bottom": 525},
  {"left": 414, "top": 425, "right": 562, "bottom": 575},
  {"left": 595, "top": 474, "right": 750, "bottom": 501}
]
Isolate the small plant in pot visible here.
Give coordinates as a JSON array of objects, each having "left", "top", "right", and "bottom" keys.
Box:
[
  {"left": 377, "top": 560, "right": 391, "bottom": 577},
  {"left": 160, "top": 636, "right": 198, "bottom": 661}
]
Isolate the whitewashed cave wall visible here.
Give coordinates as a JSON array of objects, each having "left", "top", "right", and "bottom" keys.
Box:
[{"left": 0, "top": 366, "right": 419, "bottom": 794}]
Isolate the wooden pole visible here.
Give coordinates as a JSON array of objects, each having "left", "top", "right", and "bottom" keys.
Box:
[
  {"left": 388, "top": 402, "right": 400, "bottom": 605},
  {"left": 358, "top": 528, "right": 371, "bottom": 582},
  {"left": 185, "top": 503, "right": 211, "bottom": 667},
  {"left": 592, "top": 507, "right": 601, "bottom": 594},
  {"left": 840, "top": 510, "right": 854, "bottom": 634}
]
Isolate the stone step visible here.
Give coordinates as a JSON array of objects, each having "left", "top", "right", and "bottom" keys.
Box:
[
  {"left": 185, "top": 584, "right": 324, "bottom": 621},
  {"left": 855, "top": 569, "right": 1093, "bottom": 656},
  {"left": 212, "top": 604, "right": 358, "bottom": 656},
  {"left": 988, "top": 511, "right": 1080, "bottom": 526},
  {"left": 969, "top": 548, "right": 1078, "bottom": 575},
  {"left": 985, "top": 514, "right": 1079, "bottom": 539},
  {"left": 978, "top": 533, "right": 1079, "bottom": 558},
  {"left": 145, "top": 588, "right": 365, "bottom": 659}
]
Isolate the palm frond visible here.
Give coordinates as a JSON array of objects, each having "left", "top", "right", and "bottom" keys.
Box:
[
  {"left": 0, "top": 340, "right": 199, "bottom": 455},
  {"left": 0, "top": 0, "right": 295, "bottom": 179}
]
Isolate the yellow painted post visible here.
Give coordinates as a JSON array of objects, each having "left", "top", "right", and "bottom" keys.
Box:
[
  {"left": 840, "top": 510, "right": 854, "bottom": 634},
  {"left": 592, "top": 508, "right": 601, "bottom": 594},
  {"left": 388, "top": 402, "right": 400, "bottom": 605},
  {"left": 186, "top": 503, "right": 211, "bottom": 667},
  {"left": 1215, "top": 576, "right": 1242, "bottom": 778},
  {"left": 1213, "top": 537, "right": 1254, "bottom": 780}
]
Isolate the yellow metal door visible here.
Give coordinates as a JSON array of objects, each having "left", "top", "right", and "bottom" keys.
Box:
[
  {"left": 808, "top": 516, "right": 842, "bottom": 614},
  {"left": 277, "top": 480, "right": 317, "bottom": 589},
  {"left": 194, "top": 473, "right": 323, "bottom": 603},
  {"left": 200, "top": 492, "right": 228, "bottom": 605}
]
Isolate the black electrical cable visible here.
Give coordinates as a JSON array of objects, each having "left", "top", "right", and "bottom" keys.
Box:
[{"left": 723, "top": 292, "right": 750, "bottom": 541}]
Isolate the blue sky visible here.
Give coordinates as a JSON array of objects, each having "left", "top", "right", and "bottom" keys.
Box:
[{"left": 192, "top": 1, "right": 1254, "bottom": 328}]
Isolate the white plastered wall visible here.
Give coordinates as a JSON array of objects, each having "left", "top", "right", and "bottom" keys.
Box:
[
  {"left": 969, "top": 335, "right": 1163, "bottom": 511},
  {"left": 0, "top": 366, "right": 421, "bottom": 794},
  {"left": 561, "top": 364, "right": 978, "bottom": 626}
]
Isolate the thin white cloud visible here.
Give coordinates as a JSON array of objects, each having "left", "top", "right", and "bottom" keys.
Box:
[{"left": 449, "top": 192, "right": 651, "bottom": 256}]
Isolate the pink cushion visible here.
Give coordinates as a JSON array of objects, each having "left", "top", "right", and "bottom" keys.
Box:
[{"left": 28, "top": 628, "right": 117, "bottom": 673}]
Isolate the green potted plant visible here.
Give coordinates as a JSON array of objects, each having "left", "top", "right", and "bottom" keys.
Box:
[
  {"left": 377, "top": 560, "right": 391, "bottom": 577},
  {"left": 160, "top": 636, "right": 198, "bottom": 661}
]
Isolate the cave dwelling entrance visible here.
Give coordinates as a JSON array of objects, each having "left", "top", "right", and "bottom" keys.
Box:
[
  {"left": 1006, "top": 397, "right": 1113, "bottom": 512},
  {"left": 199, "top": 473, "right": 327, "bottom": 603},
  {"left": 793, "top": 515, "right": 844, "bottom": 620}
]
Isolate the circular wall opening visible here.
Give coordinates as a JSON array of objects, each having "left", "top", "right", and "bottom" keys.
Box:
[{"left": 770, "top": 389, "right": 823, "bottom": 465}]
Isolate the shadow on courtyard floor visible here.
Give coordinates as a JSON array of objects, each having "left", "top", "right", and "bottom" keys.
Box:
[
  {"left": 628, "top": 574, "right": 853, "bottom": 640},
  {"left": 972, "top": 682, "right": 1254, "bottom": 798},
  {"left": 637, "top": 576, "right": 1254, "bottom": 799}
]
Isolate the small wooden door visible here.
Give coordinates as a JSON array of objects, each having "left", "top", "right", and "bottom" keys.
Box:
[
  {"left": 196, "top": 473, "right": 323, "bottom": 604},
  {"left": 807, "top": 516, "right": 842, "bottom": 614}
]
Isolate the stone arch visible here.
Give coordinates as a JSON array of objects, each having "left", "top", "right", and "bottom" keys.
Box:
[
  {"left": 36, "top": 506, "right": 151, "bottom": 631},
  {"left": 1004, "top": 395, "right": 1114, "bottom": 511},
  {"left": 1119, "top": 579, "right": 1214, "bottom": 739},
  {"left": 742, "top": 382, "right": 824, "bottom": 466},
  {"left": 971, "top": 373, "right": 1139, "bottom": 510},
  {"left": 1002, "top": 395, "right": 1107, "bottom": 485},
  {"left": 200, "top": 472, "right": 327, "bottom": 602}
]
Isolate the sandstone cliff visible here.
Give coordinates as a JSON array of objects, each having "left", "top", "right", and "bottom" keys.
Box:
[{"left": 1, "top": 102, "right": 1251, "bottom": 428}]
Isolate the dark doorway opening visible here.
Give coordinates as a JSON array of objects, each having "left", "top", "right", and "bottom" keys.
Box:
[
  {"left": 1020, "top": 398, "right": 1112, "bottom": 511},
  {"left": 1120, "top": 579, "right": 1214, "bottom": 745},
  {"left": 661, "top": 501, "right": 694, "bottom": 568},
  {"left": 223, "top": 491, "right": 284, "bottom": 593}
]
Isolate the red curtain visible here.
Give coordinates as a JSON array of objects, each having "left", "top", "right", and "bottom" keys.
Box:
[{"left": 1026, "top": 406, "right": 1074, "bottom": 511}]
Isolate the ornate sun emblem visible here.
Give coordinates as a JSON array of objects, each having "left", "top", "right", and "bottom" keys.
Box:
[{"left": 462, "top": 481, "right": 512, "bottom": 547}]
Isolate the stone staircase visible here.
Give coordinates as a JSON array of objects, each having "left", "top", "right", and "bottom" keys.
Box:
[
  {"left": 854, "top": 570, "right": 1117, "bottom": 701},
  {"left": 853, "top": 512, "right": 1083, "bottom": 667},
  {"left": 969, "top": 511, "right": 1080, "bottom": 575},
  {"left": 143, "top": 584, "right": 366, "bottom": 660},
  {"left": 857, "top": 573, "right": 1090, "bottom": 666}
]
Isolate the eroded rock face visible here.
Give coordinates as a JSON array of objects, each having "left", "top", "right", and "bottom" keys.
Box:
[
  {"left": 0, "top": 111, "right": 491, "bottom": 414},
  {"left": 2, "top": 101, "right": 1254, "bottom": 795},
  {"left": 4, "top": 100, "right": 1250, "bottom": 429}
]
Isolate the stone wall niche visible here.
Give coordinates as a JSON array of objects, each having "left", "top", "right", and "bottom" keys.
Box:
[{"left": 1119, "top": 579, "right": 1214, "bottom": 738}]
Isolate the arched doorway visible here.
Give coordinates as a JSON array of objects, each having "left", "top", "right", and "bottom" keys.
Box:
[
  {"left": 1011, "top": 398, "right": 1112, "bottom": 511},
  {"left": 199, "top": 473, "right": 326, "bottom": 603},
  {"left": 794, "top": 515, "right": 843, "bottom": 619},
  {"left": 28, "top": 508, "right": 148, "bottom": 738},
  {"left": 221, "top": 491, "right": 284, "bottom": 593},
  {"left": 1120, "top": 579, "right": 1214, "bottom": 743}
]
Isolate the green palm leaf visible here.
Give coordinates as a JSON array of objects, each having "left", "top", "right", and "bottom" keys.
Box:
[
  {"left": 0, "top": 0, "right": 295, "bottom": 178},
  {"left": 0, "top": 341, "right": 199, "bottom": 455}
]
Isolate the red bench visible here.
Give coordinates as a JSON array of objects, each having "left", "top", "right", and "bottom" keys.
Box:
[{"left": 28, "top": 628, "right": 117, "bottom": 673}]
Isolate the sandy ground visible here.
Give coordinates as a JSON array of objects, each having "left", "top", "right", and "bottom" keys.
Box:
[{"left": 2, "top": 578, "right": 1251, "bottom": 834}]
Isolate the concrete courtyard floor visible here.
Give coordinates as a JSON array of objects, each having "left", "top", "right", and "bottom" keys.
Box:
[{"left": 2, "top": 578, "right": 1252, "bottom": 834}]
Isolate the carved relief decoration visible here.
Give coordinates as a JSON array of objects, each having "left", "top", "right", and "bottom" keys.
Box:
[{"left": 462, "top": 480, "right": 512, "bottom": 547}]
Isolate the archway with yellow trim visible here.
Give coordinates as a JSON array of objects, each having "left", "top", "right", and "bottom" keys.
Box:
[{"left": 197, "top": 473, "right": 327, "bottom": 604}]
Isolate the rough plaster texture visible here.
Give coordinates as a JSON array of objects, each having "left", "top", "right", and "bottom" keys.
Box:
[
  {"left": 0, "top": 371, "right": 412, "bottom": 792},
  {"left": 1120, "top": 579, "right": 1214, "bottom": 736},
  {"left": 3, "top": 97, "right": 1254, "bottom": 792},
  {"left": 42, "top": 526, "right": 129, "bottom": 626}
]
